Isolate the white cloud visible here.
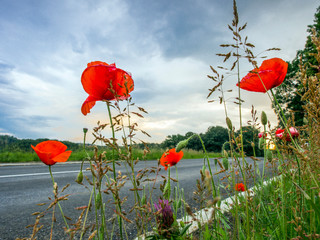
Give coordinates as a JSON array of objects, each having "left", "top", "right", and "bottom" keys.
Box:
[{"left": 0, "top": 0, "right": 318, "bottom": 143}]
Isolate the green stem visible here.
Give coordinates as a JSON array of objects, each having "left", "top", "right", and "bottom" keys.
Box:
[
  {"left": 236, "top": 53, "right": 250, "bottom": 239},
  {"left": 80, "top": 130, "right": 87, "bottom": 172},
  {"left": 167, "top": 166, "right": 171, "bottom": 200},
  {"left": 261, "top": 124, "right": 267, "bottom": 181},
  {"left": 80, "top": 188, "right": 94, "bottom": 240},
  {"left": 197, "top": 134, "right": 217, "bottom": 197},
  {"left": 106, "top": 101, "right": 123, "bottom": 240},
  {"left": 48, "top": 166, "right": 70, "bottom": 235},
  {"left": 90, "top": 160, "right": 100, "bottom": 240}
]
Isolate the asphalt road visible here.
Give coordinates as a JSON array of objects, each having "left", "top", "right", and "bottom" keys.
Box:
[{"left": 0, "top": 157, "right": 276, "bottom": 240}]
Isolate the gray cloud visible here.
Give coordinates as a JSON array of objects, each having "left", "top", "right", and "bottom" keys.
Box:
[{"left": 0, "top": 0, "right": 318, "bottom": 142}]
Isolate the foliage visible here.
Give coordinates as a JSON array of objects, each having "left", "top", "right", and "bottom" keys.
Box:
[
  {"left": 273, "top": 5, "right": 320, "bottom": 126},
  {"left": 8, "top": 2, "right": 320, "bottom": 240},
  {"left": 0, "top": 135, "right": 83, "bottom": 152},
  {"left": 235, "top": 126, "right": 263, "bottom": 157}
]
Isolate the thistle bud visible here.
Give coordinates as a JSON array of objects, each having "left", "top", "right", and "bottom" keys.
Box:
[
  {"left": 261, "top": 111, "right": 268, "bottom": 126},
  {"left": 226, "top": 117, "right": 233, "bottom": 131},
  {"left": 75, "top": 171, "right": 83, "bottom": 184},
  {"left": 266, "top": 149, "right": 273, "bottom": 162},
  {"left": 175, "top": 139, "right": 189, "bottom": 152}
]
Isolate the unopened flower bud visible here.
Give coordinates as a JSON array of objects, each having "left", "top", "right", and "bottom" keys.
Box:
[
  {"left": 175, "top": 139, "right": 189, "bottom": 152},
  {"left": 226, "top": 117, "right": 233, "bottom": 131},
  {"left": 83, "top": 128, "right": 88, "bottom": 134},
  {"left": 75, "top": 171, "right": 83, "bottom": 184},
  {"left": 261, "top": 111, "right": 268, "bottom": 126}
]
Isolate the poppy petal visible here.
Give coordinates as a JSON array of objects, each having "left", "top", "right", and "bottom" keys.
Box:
[
  {"left": 160, "top": 148, "right": 183, "bottom": 170},
  {"left": 52, "top": 150, "right": 72, "bottom": 163},
  {"left": 31, "top": 145, "right": 55, "bottom": 165},
  {"left": 81, "top": 61, "right": 135, "bottom": 115},
  {"left": 35, "top": 141, "right": 67, "bottom": 157},
  {"left": 111, "top": 69, "right": 134, "bottom": 99},
  {"left": 87, "top": 61, "right": 115, "bottom": 67},
  {"left": 81, "top": 95, "right": 101, "bottom": 116},
  {"left": 31, "top": 141, "right": 71, "bottom": 166},
  {"left": 237, "top": 58, "right": 288, "bottom": 92},
  {"left": 81, "top": 64, "right": 117, "bottom": 98}
]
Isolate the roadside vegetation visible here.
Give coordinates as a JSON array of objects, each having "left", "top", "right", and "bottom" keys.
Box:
[
  {"left": 11, "top": 1, "right": 320, "bottom": 239},
  {"left": 0, "top": 147, "right": 221, "bottom": 163}
]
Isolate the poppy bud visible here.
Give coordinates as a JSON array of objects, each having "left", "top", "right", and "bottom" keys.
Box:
[
  {"left": 226, "top": 117, "right": 233, "bottom": 131},
  {"left": 266, "top": 149, "right": 273, "bottom": 162},
  {"left": 175, "top": 139, "right": 189, "bottom": 152},
  {"left": 75, "top": 171, "right": 83, "bottom": 184},
  {"left": 95, "top": 192, "right": 102, "bottom": 209},
  {"left": 261, "top": 111, "right": 268, "bottom": 126}
]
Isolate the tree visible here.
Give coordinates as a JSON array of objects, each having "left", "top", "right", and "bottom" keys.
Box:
[
  {"left": 161, "top": 134, "right": 185, "bottom": 149},
  {"left": 185, "top": 131, "right": 202, "bottom": 151},
  {"left": 202, "top": 126, "right": 229, "bottom": 152},
  {"left": 235, "top": 126, "right": 263, "bottom": 157},
  {"left": 273, "top": 5, "right": 320, "bottom": 126}
]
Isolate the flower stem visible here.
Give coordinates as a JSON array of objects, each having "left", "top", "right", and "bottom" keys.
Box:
[
  {"left": 106, "top": 101, "right": 123, "bottom": 240},
  {"left": 80, "top": 188, "right": 94, "bottom": 240},
  {"left": 48, "top": 166, "right": 70, "bottom": 235},
  {"left": 197, "top": 134, "right": 217, "bottom": 197}
]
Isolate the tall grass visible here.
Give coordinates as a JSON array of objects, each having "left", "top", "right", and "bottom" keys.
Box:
[
  {"left": 15, "top": 1, "right": 320, "bottom": 239},
  {"left": 0, "top": 148, "right": 221, "bottom": 163}
]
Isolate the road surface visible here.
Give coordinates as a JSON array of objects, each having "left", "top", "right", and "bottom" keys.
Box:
[{"left": 0, "top": 157, "right": 276, "bottom": 239}]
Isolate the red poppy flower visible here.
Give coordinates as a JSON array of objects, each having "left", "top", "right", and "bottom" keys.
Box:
[
  {"left": 31, "top": 140, "right": 72, "bottom": 166},
  {"left": 160, "top": 148, "right": 183, "bottom": 170},
  {"left": 235, "top": 183, "right": 245, "bottom": 192},
  {"left": 237, "top": 58, "right": 288, "bottom": 92},
  {"left": 275, "top": 128, "right": 285, "bottom": 139},
  {"left": 286, "top": 127, "right": 299, "bottom": 142},
  {"left": 81, "top": 61, "right": 134, "bottom": 115},
  {"left": 258, "top": 132, "right": 267, "bottom": 138}
]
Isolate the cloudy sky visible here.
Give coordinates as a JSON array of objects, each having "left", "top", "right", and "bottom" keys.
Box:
[{"left": 0, "top": 0, "right": 318, "bottom": 144}]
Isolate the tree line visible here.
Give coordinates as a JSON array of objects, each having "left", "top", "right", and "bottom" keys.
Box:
[
  {"left": 0, "top": 125, "right": 263, "bottom": 157},
  {"left": 0, "top": 135, "right": 83, "bottom": 152},
  {"left": 159, "top": 125, "right": 263, "bottom": 157},
  {"left": 273, "top": 5, "right": 320, "bottom": 126}
]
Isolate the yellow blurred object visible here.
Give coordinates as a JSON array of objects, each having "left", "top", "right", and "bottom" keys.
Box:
[{"left": 266, "top": 140, "right": 276, "bottom": 150}]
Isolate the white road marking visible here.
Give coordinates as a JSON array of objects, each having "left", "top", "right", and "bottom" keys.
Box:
[{"left": 0, "top": 170, "right": 80, "bottom": 178}]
